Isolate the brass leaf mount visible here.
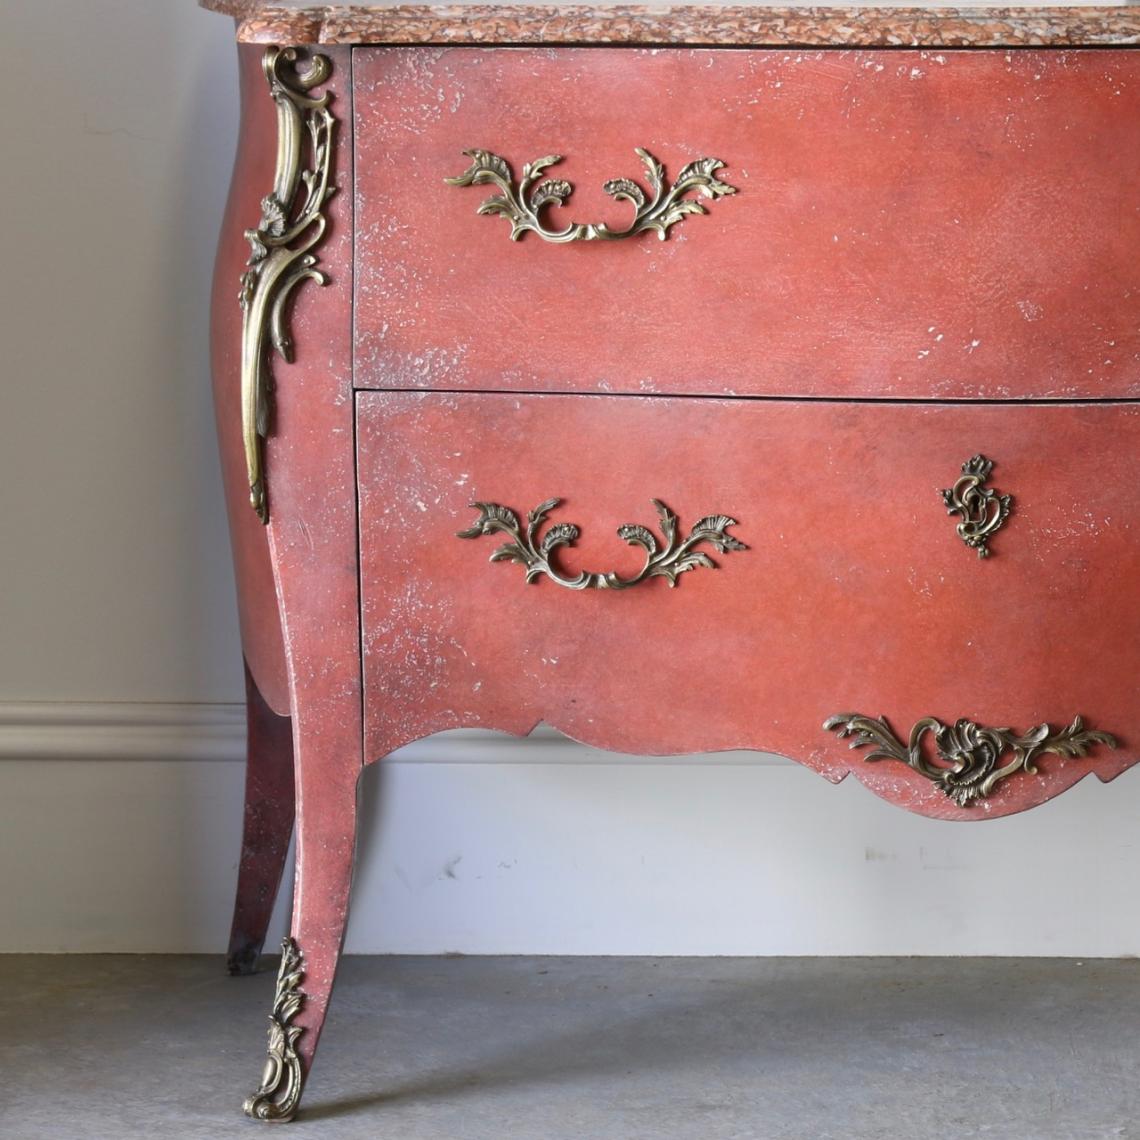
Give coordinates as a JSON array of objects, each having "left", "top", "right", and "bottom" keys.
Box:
[
  {"left": 824, "top": 712, "right": 1118, "bottom": 807},
  {"left": 243, "top": 936, "right": 306, "bottom": 1122},
  {"left": 941, "top": 454, "right": 1012, "bottom": 558},
  {"left": 239, "top": 47, "right": 336, "bottom": 523},
  {"left": 457, "top": 499, "right": 747, "bottom": 589},
  {"left": 445, "top": 149, "right": 735, "bottom": 242}
]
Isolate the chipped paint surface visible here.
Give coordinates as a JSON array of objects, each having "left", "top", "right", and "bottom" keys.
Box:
[
  {"left": 227, "top": 662, "right": 296, "bottom": 976},
  {"left": 357, "top": 392, "right": 1140, "bottom": 822},
  {"left": 220, "top": 45, "right": 364, "bottom": 1081},
  {"left": 353, "top": 46, "right": 1140, "bottom": 401},
  {"left": 214, "top": 27, "right": 1140, "bottom": 1111}
]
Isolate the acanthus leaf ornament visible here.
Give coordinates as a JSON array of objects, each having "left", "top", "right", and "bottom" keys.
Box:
[
  {"left": 457, "top": 499, "right": 747, "bottom": 589},
  {"left": 941, "top": 454, "right": 1012, "bottom": 558},
  {"left": 239, "top": 47, "right": 336, "bottom": 523},
  {"left": 445, "top": 148, "right": 735, "bottom": 243},
  {"left": 243, "top": 936, "right": 306, "bottom": 1122},
  {"left": 823, "top": 712, "right": 1117, "bottom": 807}
]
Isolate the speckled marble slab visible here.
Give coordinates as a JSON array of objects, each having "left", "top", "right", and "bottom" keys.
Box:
[{"left": 199, "top": 3, "right": 1140, "bottom": 46}]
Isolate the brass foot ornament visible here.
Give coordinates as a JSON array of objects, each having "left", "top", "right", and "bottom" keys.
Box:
[
  {"left": 458, "top": 498, "right": 747, "bottom": 589},
  {"left": 824, "top": 712, "right": 1117, "bottom": 807},
  {"left": 243, "top": 937, "right": 306, "bottom": 1122},
  {"left": 941, "top": 454, "right": 1012, "bottom": 558}
]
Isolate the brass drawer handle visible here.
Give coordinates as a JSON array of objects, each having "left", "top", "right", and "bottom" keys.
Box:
[
  {"left": 824, "top": 712, "right": 1117, "bottom": 807},
  {"left": 445, "top": 148, "right": 735, "bottom": 243},
  {"left": 457, "top": 498, "right": 746, "bottom": 589},
  {"left": 941, "top": 454, "right": 1012, "bottom": 558}
]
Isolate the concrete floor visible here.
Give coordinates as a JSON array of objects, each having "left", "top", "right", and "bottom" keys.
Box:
[{"left": 2, "top": 956, "right": 1139, "bottom": 1140}]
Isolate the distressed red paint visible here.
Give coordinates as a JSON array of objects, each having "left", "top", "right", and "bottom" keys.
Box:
[
  {"left": 210, "top": 44, "right": 292, "bottom": 716},
  {"left": 357, "top": 391, "right": 1138, "bottom": 821},
  {"left": 207, "top": 24, "right": 1140, "bottom": 1122},
  {"left": 353, "top": 47, "right": 1140, "bottom": 402},
  {"left": 227, "top": 660, "right": 296, "bottom": 977},
  {"left": 212, "top": 43, "right": 362, "bottom": 1096}
]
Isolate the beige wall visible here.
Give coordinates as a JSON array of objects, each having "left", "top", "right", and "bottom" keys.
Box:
[
  {"left": 2, "top": 0, "right": 1139, "bottom": 956},
  {"left": 1, "top": 0, "right": 243, "bottom": 703}
]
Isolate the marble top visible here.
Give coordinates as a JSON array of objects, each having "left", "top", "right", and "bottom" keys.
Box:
[{"left": 200, "top": 2, "right": 1140, "bottom": 45}]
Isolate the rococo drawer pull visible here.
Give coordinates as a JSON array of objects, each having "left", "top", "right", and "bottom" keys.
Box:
[
  {"left": 445, "top": 148, "right": 736, "bottom": 243},
  {"left": 824, "top": 712, "right": 1117, "bottom": 807},
  {"left": 239, "top": 47, "right": 336, "bottom": 524},
  {"left": 457, "top": 498, "right": 747, "bottom": 589},
  {"left": 941, "top": 454, "right": 1012, "bottom": 558}
]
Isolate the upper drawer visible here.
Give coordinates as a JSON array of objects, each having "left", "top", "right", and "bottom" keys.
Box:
[{"left": 353, "top": 47, "right": 1140, "bottom": 400}]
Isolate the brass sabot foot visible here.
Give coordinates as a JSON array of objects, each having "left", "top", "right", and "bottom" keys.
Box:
[{"left": 243, "top": 937, "right": 305, "bottom": 1122}]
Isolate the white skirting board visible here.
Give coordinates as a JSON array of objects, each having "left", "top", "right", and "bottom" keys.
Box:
[{"left": 1, "top": 702, "right": 1138, "bottom": 956}]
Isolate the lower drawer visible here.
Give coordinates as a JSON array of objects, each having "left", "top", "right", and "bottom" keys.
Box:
[{"left": 356, "top": 392, "right": 1139, "bottom": 819}]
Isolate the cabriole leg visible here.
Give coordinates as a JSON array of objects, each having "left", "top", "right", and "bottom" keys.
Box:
[
  {"left": 228, "top": 660, "right": 296, "bottom": 976},
  {"left": 243, "top": 737, "right": 360, "bottom": 1122},
  {"left": 226, "top": 36, "right": 359, "bottom": 1123}
]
